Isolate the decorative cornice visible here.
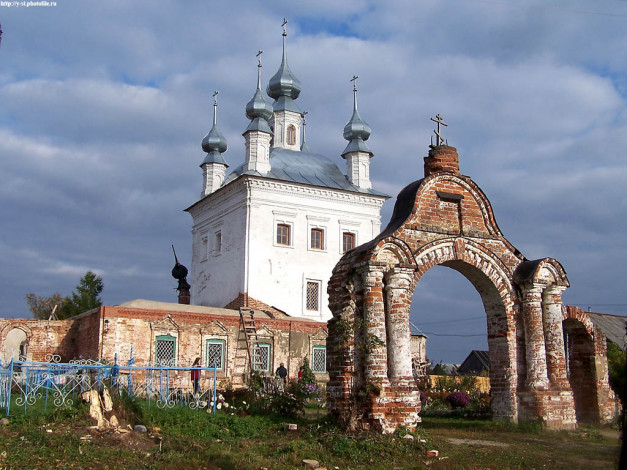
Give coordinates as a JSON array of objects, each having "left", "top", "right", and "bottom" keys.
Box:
[{"left": 244, "top": 176, "right": 386, "bottom": 208}]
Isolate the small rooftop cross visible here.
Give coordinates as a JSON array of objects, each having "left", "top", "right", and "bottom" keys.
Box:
[
  {"left": 430, "top": 113, "right": 448, "bottom": 147},
  {"left": 350, "top": 75, "right": 358, "bottom": 91},
  {"left": 282, "top": 18, "right": 288, "bottom": 36},
  {"left": 256, "top": 49, "right": 263, "bottom": 66},
  {"left": 212, "top": 90, "right": 219, "bottom": 124},
  {"left": 302, "top": 110, "right": 308, "bottom": 125}
]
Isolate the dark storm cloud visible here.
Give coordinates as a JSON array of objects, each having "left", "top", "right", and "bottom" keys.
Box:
[{"left": 0, "top": 0, "right": 625, "bottom": 363}]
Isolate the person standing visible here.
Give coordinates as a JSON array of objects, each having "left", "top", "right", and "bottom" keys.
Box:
[
  {"left": 275, "top": 362, "right": 288, "bottom": 384},
  {"left": 191, "top": 357, "right": 201, "bottom": 395}
]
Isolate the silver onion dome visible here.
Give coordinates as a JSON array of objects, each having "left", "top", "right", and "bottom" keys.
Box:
[
  {"left": 343, "top": 77, "right": 371, "bottom": 142},
  {"left": 201, "top": 92, "right": 228, "bottom": 164},
  {"left": 202, "top": 125, "right": 228, "bottom": 155},
  {"left": 246, "top": 51, "right": 273, "bottom": 122},
  {"left": 267, "top": 22, "right": 301, "bottom": 100},
  {"left": 342, "top": 76, "right": 372, "bottom": 157}
]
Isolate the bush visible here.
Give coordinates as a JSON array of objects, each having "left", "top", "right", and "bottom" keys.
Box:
[
  {"left": 446, "top": 391, "right": 471, "bottom": 409},
  {"left": 300, "top": 358, "right": 316, "bottom": 385},
  {"left": 607, "top": 342, "right": 626, "bottom": 404}
]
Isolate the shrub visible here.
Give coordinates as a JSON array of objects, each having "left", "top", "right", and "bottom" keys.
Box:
[
  {"left": 446, "top": 391, "right": 471, "bottom": 409},
  {"left": 300, "top": 358, "right": 317, "bottom": 385},
  {"left": 607, "top": 342, "right": 626, "bottom": 404}
]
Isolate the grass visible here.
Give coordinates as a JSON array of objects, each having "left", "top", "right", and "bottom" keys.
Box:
[{"left": 0, "top": 397, "right": 621, "bottom": 469}]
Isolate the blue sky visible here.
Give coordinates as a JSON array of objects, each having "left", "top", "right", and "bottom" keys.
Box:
[{"left": 1, "top": 0, "right": 626, "bottom": 364}]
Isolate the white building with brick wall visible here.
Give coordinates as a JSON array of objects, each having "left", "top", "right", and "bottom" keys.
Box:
[{"left": 185, "top": 28, "right": 388, "bottom": 321}]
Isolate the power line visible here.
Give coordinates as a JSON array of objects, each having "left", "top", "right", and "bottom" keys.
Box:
[
  {"left": 412, "top": 315, "right": 485, "bottom": 326},
  {"left": 569, "top": 304, "right": 627, "bottom": 307},
  {"left": 421, "top": 331, "right": 486, "bottom": 337}
]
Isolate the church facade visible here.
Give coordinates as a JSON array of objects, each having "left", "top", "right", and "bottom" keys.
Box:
[{"left": 185, "top": 27, "right": 388, "bottom": 321}]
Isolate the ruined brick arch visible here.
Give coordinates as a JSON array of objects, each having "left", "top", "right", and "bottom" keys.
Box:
[
  {"left": 346, "top": 236, "right": 521, "bottom": 425},
  {"left": 561, "top": 306, "right": 616, "bottom": 424},
  {"left": 0, "top": 324, "right": 32, "bottom": 362},
  {"left": 327, "top": 144, "right": 585, "bottom": 433}
]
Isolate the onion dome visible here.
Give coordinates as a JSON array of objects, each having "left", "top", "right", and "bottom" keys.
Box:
[
  {"left": 342, "top": 76, "right": 372, "bottom": 155},
  {"left": 245, "top": 52, "right": 273, "bottom": 134},
  {"left": 201, "top": 92, "right": 228, "bottom": 165},
  {"left": 267, "top": 21, "right": 301, "bottom": 101}
]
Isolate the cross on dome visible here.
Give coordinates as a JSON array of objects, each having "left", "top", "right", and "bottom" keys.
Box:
[
  {"left": 343, "top": 74, "right": 371, "bottom": 145},
  {"left": 430, "top": 113, "right": 448, "bottom": 147},
  {"left": 267, "top": 18, "right": 301, "bottom": 102},
  {"left": 212, "top": 90, "right": 219, "bottom": 125}
]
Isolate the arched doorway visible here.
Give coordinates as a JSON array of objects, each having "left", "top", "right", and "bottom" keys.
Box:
[
  {"left": 327, "top": 144, "right": 580, "bottom": 432},
  {"left": 563, "top": 318, "right": 599, "bottom": 423},
  {"left": 409, "top": 265, "right": 488, "bottom": 370},
  {"left": 3, "top": 327, "right": 29, "bottom": 362}
]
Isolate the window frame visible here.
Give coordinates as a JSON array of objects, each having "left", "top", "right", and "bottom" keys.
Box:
[
  {"left": 286, "top": 124, "right": 296, "bottom": 146},
  {"left": 200, "top": 232, "right": 209, "bottom": 261},
  {"left": 305, "top": 280, "right": 321, "bottom": 313},
  {"left": 205, "top": 338, "right": 226, "bottom": 370},
  {"left": 311, "top": 345, "right": 327, "bottom": 374},
  {"left": 310, "top": 228, "right": 324, "bottom": 250},
  {"left": 276, "top": 223, "right": 291, "bottom": 246},
  {"left": 253, "top": 342, "right": 272, "bottom": 373},
  {"left": 214, "top": 231, "right": 222, "bottom": 256},
  {"left": 342, "top": 231, "right": 356, "bottom": 253},
  {"left": 155, "top": 335, "right": 176, "bottom": 367}
]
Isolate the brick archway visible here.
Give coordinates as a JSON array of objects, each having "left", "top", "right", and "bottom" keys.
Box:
[
  {"left": 562, "top": 306, "right": 616, "bottom": 424},
  {"left": 327, "top": 145, "right": 580, "bottom": 433}
]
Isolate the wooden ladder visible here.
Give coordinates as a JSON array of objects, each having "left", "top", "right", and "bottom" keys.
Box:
[{"left": 239, "top": 308, "right": 264, "bottom": 375}]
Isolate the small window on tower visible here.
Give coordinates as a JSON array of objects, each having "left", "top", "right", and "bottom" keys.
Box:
[
  {"left": 306, "top": 281, "right": 320, "bottom": 312},
  {"left": 287, "top": 125, "right": 296, "bottom": 145},
  {"left": 276, "top": 224, "right": 290, "bottom": 246},
  {"left": 214, "top": 232, "right": 222, "bottom": 255},
  {"left": 311, "top": 228, "right": 324, "bottom": 250},
  {"left": 342, "top": 232, "right": 355, "bottom": 253}
]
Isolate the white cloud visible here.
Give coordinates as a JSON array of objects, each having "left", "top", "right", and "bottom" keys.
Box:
[{"left": 0, "top": 0, "right": 625, "bottom": 363}]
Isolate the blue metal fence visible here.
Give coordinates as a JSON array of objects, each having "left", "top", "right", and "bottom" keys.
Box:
[{"left": 0, "top": 355, "right": 218, "bottom": 417}]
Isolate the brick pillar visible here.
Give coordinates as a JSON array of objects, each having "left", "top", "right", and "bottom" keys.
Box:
[
  {"left": 423, "top": 145, "right": 459, "bottom": 177},
  {"left": 361, "top": 266, "right": 388, "bottom": 384},
  {"left": 542, "top": 286, "right": 569, "bottom": 388},
  {"left": 384, "top": 269, "right": 414, "bottom": 381},
  {"left": 522, "top": 284, "right": 550, "bottom": 389}
]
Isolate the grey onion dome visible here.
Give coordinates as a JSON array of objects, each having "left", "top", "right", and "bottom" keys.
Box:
[
  {"left": 202, "top": 124, "right": 227, "bottom": 154},
  {"left": 201, "top": 92, "right": 228, "bottom": 165},
  {"left": 246, "top": 88, "right": 273, "bottom": 121},
  {"left": 246, "top": 56, "right": 273, "bottom": 122},
  {"left": 342, "top": 77, "right": 372, "bottom": 156},
  {"left": 267, "top": 32, "right": 301, "bottom": 100},
  {"left": 343, "top": 106, "right": 371, "bottom": 142}
]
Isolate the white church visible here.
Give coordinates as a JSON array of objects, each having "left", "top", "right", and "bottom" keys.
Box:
[{"left": 185, "top": 25, "right": 388, "bottom": 321}]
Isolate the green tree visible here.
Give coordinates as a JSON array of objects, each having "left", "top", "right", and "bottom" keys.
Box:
[
  {"left": 25, "top": 271, "right": 104, "bottom": 320},
  {"left": 25, "top": 292, "right": 68, "bottom": 320},
  {"left": 607, "top": 342, "right": 626, "bottom": 404},
  {"left": 62, "top": 271, "right": 103, "bottom": 318}
]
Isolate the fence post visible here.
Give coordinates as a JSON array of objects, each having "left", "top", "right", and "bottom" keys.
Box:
[
  {"left": 212, "top": 366, "right": 217, "bottom": 414},
  {"left": 6, "top": 358, "right": 14, "bottom": 417}
]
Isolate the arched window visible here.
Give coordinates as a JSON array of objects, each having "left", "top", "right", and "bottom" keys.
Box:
[{"left": 287, "top": 125, "right": 296, "bottom": 145}]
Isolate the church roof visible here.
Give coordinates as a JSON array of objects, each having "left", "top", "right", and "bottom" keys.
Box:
[{"left": 223, "top": 148, "right": 387, "bottom": 196}]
